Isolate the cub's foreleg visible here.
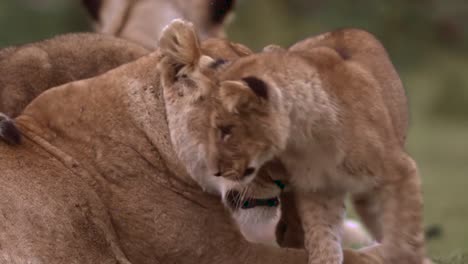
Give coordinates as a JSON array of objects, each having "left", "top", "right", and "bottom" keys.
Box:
[{"left": 296, "top": 190, "right": 346, "bottom": 264}]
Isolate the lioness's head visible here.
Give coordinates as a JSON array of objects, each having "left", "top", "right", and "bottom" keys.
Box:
[{"left": 159, "top": 20, "right": 288, "bottom": 192}]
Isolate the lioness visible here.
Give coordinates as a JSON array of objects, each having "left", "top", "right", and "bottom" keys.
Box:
[
  {"left": 158, "top": 21, "right": 426, "bottom": 264},
  {"left": 82, "top": 0, "right": 236, "bottom": 48},
  {"left": 0, "top": 33, "right": 315, "bottom": 263}
]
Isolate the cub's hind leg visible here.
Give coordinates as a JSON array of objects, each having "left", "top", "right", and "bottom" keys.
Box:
[
  {"left": 356, "top": 152, "right": 425, "bottom": 264},
  {"left": 380, "top": 152, "right": 425, "bottom": 263}
]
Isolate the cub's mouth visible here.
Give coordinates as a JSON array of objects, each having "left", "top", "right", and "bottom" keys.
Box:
[{"left": 214, "top": 166, "right": 256, "bottom": 178}]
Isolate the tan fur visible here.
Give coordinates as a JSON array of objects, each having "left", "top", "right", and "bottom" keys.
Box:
[
  {"left": 0, "top": 33, "right": 314, "bottom": 263},
  {"left": 0, "top": 33, "right": 149, "bottom": 117},
  {"left": 159, "top": 21, "right": 426, "bottom": 264},
  {"left": 88, "top": 0, "right": 235, "bottom": 48}
]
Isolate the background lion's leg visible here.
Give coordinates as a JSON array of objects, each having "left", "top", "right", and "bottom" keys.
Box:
[{"left": 295, "top": 190, "right": 346, "bottom": 264}]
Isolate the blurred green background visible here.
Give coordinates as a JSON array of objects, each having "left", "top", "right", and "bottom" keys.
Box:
[{"left": 1, "top": 0, "right": 467, "bottom": 260}]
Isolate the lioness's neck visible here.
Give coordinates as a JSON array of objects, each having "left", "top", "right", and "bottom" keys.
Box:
[{"left": 15, "top": 53, "right": 196, "bottom": 195}]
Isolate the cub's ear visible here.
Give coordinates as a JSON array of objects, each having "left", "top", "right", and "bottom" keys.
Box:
[
  {"left": 159, "top": 19, "right": 212, "bottom": 85},
  {"left": 219, "top": 76, "right": 269, "bottom": 113},
  {"left": 229, "top": 42, "right": 253, "bottom": 57},
  {"left": 0, "top": 113, "right": 21, "bottom": 145}
]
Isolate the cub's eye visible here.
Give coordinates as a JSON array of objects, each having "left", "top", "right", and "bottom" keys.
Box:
[{"left": 219, "top": 125, "right": 234, "bottom": 141}]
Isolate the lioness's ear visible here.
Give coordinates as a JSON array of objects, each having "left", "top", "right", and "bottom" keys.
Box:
[
  {"left": 159, "top": 19, "right": 205, "bottom": 83},
  {"left": 220, "top": 77, "right": 269, "bottom": 113}
]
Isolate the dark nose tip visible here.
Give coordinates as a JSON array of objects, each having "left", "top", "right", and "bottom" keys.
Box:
[
  {"left": 243, "top": 167, "right": 256, "bottom": 177},
  {"left": 214, "top": 171, "right": 222, "bottom": 177}
]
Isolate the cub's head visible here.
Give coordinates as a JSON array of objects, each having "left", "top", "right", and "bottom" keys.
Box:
[
  {"left": 158, "top": 19, "right": 260, "bottom": 193},
  {"left": 206, "top": 76, "right": 288, "bottom": 184}
]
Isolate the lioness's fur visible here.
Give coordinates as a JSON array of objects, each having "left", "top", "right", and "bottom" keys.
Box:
[
  {"left": 159, "top": 21, "right": 426, "bottom": 264},
  {"left": 0, "top": 35, "right": 313, "bottom": 263},
  {"left": 0, "top": 33, "right": 149, "bottom": 118},
  {"left": 82, "top": 0, "right": 236, "bottom": 48}
]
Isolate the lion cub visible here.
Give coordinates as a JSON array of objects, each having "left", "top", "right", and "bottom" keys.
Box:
[
  {"left": 158, "top": 20, "right": 425, "bottom": 264},
  {"left": 208, "top": 38, "right": 425, "bottom": 263}
]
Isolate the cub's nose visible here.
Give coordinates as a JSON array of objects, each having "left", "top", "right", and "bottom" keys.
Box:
[
  {"left": 214, "top": 171, "right": 222, "bottom": 177},
  {"left": 243, "top": 167, "right": 256, "bottom": 177}
]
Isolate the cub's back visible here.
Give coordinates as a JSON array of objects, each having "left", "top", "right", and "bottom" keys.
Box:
[{"left": 290, "top": 29, "right": 408, "bottom": 145}]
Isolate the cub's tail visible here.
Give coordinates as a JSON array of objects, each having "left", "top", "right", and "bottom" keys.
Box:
[{"left": 0, "top": 113, "right": 21, "bottom": 145}]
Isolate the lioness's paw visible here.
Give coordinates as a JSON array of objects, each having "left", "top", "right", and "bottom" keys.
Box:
[{"left": 0, "top": 113, "right": 21, "bottom": 145}]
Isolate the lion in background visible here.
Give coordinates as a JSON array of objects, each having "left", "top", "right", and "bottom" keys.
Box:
[{"left": 82, "top": 0, "right": 236, "bottom": 48}]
